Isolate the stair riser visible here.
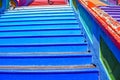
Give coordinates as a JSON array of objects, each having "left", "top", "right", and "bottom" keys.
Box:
[
  {"left": 0, "top": 45, "right": 87, "bottom": 52},
  {"left": 100, "top": 8, "right": 120, "bottom": 10},
  {"left": 0, "top": 25, "right": 80, "bottom": 31},
  {"left": 0, "top": 19, "right": 77, "bottom": 24},
  {"left": 0, "top": 16, "right": 76, "bottom": 22},
  {"left": 0, "top": 20, "right": 78, "bottom": 27},
  {"left": 1, "top": 13, "right": 75, "bottom": 18},
  {"left": 102, "top": 10, "right": 120, "bottom": 12},
  {"left": 0, "top": 30, "right": 82, "bottom": 37},
  {"left": 0, "top": 36, "right": 86, "bottom": 45},
  {"left": 2, "top": 12, "right": 74, "bottom": 17},
  {"left": 0, "top": 15, "right": 76, "bottom": 19},
  {"left": 16, "top": 6, "right": 71, "bottom": 9},
  {"left": 0, "top": 70, "right": 98, "bottom": 80},
  {"left": 0, "top": 55, "right": 92, "bottom": 65},
  {"left": 99, "top": 6, "right": 120, "bottom": 8},
  {"left": 107, "top": 13, "right": 120, "bottom": 15},
  {"left": 7, "top": 8, "right": 73, "bottom": 13},
  {"left": 0, "top": 18, "right": 76, "bottom": 22}
]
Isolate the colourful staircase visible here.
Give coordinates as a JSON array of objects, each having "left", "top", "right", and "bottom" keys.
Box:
[
  {"left": 0, "top": 5, "right": 99, "bottom": 80},
  {"left": 99, "top": 6, "right": 120, "bottom": 22}
]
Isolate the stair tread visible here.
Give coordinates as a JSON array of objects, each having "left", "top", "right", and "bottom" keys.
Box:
[
  {"left": 1, "top": 13, "right": 75, "bottom": 19},
  {"left": 7, "top": 8, "right": 73, "bottom": 13},
  {"left": 2, "top": 12, "right": 75, "bottom": 17},
  {"left": 0, "top": 18, "right": 76, "bottom": 22},
  {"left": 0, "top": 36, "right": 86, "bottom": 46},
  {"left": 15, "top": 6, "right": 71, "bottom": 10},
  {"left": 0, "top": 45, "right": 87, "bottom": 52},
  {"left": 2, "top": 11, "right": 73, "bottom": 16},
  {"left": 0, "top": 20, "right": 78, "bottom": 27},
  {"left": 0, "top": 30, "right": 82, "bottom": 37},
  {"left": 0, "top": 25, "right": 80, "bottom": 32},
  {"left": 0, "top": 52, "right": 91, "bottom": 65},
  {"left": 4, "top": 11, "right": 74, "bottom": 15},
  {"left": 1, "top": 15, "right": 76, "bottom": 20},
  {"left": 0, "top": 16, "right": 76, "bottom": 22}
]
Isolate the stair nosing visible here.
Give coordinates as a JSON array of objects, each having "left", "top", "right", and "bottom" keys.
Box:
[
  {"left": 0, "top": 52, "right": 91, "bottom": 57},
  {"left": 0, "top": 65, "right": 96, "bottom": 70}
]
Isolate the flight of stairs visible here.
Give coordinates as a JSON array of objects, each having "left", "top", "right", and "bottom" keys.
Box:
[
  {"left": 99, "top": 6, "right": 120, "bottom": 22},
  {"left": 0, "top": 5, "right": 99, "bottom": 80}
]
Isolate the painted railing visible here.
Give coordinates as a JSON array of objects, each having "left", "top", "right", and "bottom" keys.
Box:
[
  {"left": 18, "top": 0, "right": 33, "bottom": 6},
  {"left": 69, "top": 0, "right": 120, "bottom": 80}
]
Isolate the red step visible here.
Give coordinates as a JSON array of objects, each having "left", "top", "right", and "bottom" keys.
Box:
[{"left": 29, "top": 0, "right": 67, "bottom": 6}]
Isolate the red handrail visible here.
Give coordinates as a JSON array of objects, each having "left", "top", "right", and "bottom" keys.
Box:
[{"left": 78, "top": 0, "right": 120, "bottom": 49}]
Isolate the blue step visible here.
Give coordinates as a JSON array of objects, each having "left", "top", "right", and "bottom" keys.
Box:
[
  {"left": 0, "top": 14, "right": 76, "bottom": 20},
  {"left": 0, "top": 36, "right": 86, "bottom": 45},
  {"left": 1, "top": 13, "right": 75, "bottom": 18},
  {"left": 8, "top": 7, "right": 72, "bottom": 10},
  {"left": 0, "top": 44, "right": 88, "bottom": 52},
  {"left": 0, "top": 67, "right": 99, "bottom": 80},
  {"left": 4, "top": 10, "right": 74, "bottom": 15},
  {"left": 0, "top": 29, "right": 83, "bottom": 37},
  {"left": 0, "top": 53, "right": 92, "bottom": 65},
  {"left": 6, "top": 8, "right": 73, "bottom": 13},
  {"left": 0, "top": 20, "right": 78, "bottom": 27},
  {"left": 2, "top": 12, "right": 74, "bottom": 17},
  {"left": 0, "top": 16, "right": 76, "bottom": 22},
  {"left": 0, "top": 24, "right": 80, "bottom": 31},
  {"left": 0, "top": 5, "right": 99, "bottom": 80}
]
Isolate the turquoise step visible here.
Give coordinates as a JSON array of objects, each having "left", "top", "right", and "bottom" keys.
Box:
[
  {"left": 14, "top": 6, "right": 72, "bottom": 10},
  {"left": 0, "top": 14, "right": 75, "bottom": 19},
  {"left": 0, "top": 16, "right": 76, "bottom": 22},
  {"left": 1, "top": 13, "right": 75, "bottom": 18},
  {"left": 2, "top": 12, "right": 74, "bottom": 17},
  {"left": 0, "top": 30, "right": 83, "bottom": 37},
  {"left": 4, "top": 10, "right": 74, "bottom": 15},
  {"left": 0, "top": 53, "right": 92, "bottom": 65},
  {"left": 0, "top": 20, "right": 78, "bottom": 27},
  {"left": 0, "top": 67, "right": 99, "bottom": 80},
  {"left": 6, "top": 8, "right": 73, "bottom": 13},
  {"left": 9, "top": 7, "right": 72, "bottom": 10},
  {"left": 0, "top": 24, "right": 80, "bottom": 31}
]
